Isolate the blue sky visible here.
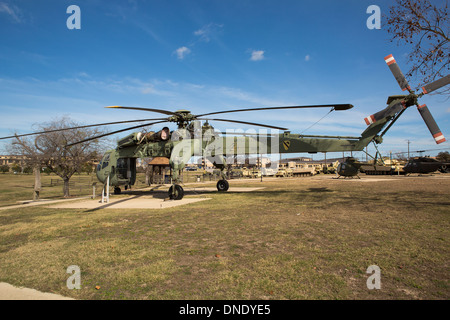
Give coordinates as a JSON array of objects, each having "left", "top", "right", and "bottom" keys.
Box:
[{"left": 0, "top": 0, "right": 449, "bottom": 159}]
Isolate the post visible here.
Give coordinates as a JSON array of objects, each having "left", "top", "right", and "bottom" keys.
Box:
[
  {"left": 407, "top": 140, "right": 410, "bottom": 160},
  {"left": 92, "top": 182, "right": 96, "bottom": 199},
  {"left": 33, "top": 165, "right": 41, "bottom": 201},
  {"left": 106, "top": 175, "right": 109, "bottom": 203},
  {"left": 101, "top": 176, "right": 110, "bottom": 203},
  {"left": 260, "top": 154, "right": 263, "bottom": 182}
]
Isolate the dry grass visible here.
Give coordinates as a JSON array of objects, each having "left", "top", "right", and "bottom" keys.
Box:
[{"left": 0, "top": 173, "right": 449, "bottom": 299}]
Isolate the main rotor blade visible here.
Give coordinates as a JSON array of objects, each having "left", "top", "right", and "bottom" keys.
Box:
[
  {"left": 0, "top": 118, "right": 168, "bottom": 141},
  {"left": 65, "top": 120, "right": 169, "bottom": 147},
  {"left": 106, "top": 106, "right": 180, "bottom": 116},
  {"left": 421, "top": 74, "right": 450, "bottom": 95},
  {"left": 199, "top": 118, "right": 288, "bottom": 130},
  {"left": 384, "top": 54, "right": 412, "bottom": 92},
  {"left": 416, "top": 104, "right": 446, "bottom": 144},
  {"left": 196, "top": 104, "right": 353, "bottom": 117}
]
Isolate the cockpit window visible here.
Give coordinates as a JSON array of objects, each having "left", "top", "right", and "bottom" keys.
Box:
[{"left": 100, "top": 153, "right": 111, "bottom": 169}]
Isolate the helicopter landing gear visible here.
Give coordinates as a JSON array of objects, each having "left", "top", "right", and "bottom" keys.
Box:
[
  {"left": 169, "top": 184, "right": 184, "bottom": 200},
  {"left": 216, "top": 179, "right": 229, "bottom": 192},
  {"left": 114, "top": 187, "right": 121, "bottom": 194}
]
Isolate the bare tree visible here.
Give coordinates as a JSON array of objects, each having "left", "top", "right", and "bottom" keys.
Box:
[
  {"left": 385, "top": 0, "right": 449, "bottom": 95},
  {"left": 11, "top": 117, "right": 107, "bottom": 198},
  {"left": 9, "top": 137, "right": 43, "bottom": 200}
]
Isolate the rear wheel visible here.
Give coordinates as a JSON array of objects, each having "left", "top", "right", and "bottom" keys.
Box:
[
  {"left": 114, "top": 187, "right": 121, "bottom": 194},
  {"left": 216, "top": 179, "right": 229, "bottom": 192},
  {"left": 168, "top": 185, "right": 184, "bottom": 200}
]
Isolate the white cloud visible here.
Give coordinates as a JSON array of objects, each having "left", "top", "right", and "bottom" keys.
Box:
[
  {"left": 193, "top": 23, "right": 223, "bottom": 42},
  {"left": 0, "top": 2, "right": 22, "bottom": 23},
  {"left": 193, "top": 29, "right": 206, "bottom": 38},
  {"left": 250, "top": 50, "right": 265, "bottom": 61},
  {"left": 193, "top": 25, "right": 211, "bottom": 43},
  {"left": 305, "top": 55, "right": 311, "bottom": 62},
  {"left": 174, "top": 46, "right": 191, "bottom": 60}
]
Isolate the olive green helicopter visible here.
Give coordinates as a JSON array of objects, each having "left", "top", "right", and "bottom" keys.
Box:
[{"left": 2, "top": 55, "right": 448, "bottom": 199}]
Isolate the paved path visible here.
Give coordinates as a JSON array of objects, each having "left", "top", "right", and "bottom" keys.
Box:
[
  {"left": 0, "top": 197, "right": 91, "bottom": 211},
  {"left": 0, "top": 282, "right": 74, "bottom": 300},
  {"left": 51, "top": 196, "right": 211, "bottom": 209}
]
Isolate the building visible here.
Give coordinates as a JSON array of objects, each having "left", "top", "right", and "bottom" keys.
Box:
[
  {"left": 0, "top": 154, "right": 100, "bottom": 172},
  {"left": 0, "top": 155, "right": 28, "bottom": 167}
]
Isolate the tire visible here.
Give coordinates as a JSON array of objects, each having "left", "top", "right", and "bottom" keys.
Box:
[
  {"left": 114, "top": 187, "right": 121, "bottom": 195},
  {"left": 216, "top": 179, "right": 229, "bottom": 192},
  {"left": 168, "top": 185, "right": 184, "bottom": 200}
]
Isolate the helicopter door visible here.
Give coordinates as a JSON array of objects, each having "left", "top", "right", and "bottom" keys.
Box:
[
  {"left": 116, "top": 158, "right": 137, "bottom": 184},
  {"left": 116, "top": 158, "right": 128, "bottom": 179}
]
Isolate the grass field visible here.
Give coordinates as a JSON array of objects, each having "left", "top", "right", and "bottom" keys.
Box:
[{"left": 0, "top": 173, "right": 448, "bottom": 300}]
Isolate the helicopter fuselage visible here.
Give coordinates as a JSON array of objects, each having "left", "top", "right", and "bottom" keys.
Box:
[{"left": 95, "top": 109, "right": 393, "bottom": 190}]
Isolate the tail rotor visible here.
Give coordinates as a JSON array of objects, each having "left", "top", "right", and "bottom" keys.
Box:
[{"left": 364, "top": 54, "right": 448, "bottom": 144}]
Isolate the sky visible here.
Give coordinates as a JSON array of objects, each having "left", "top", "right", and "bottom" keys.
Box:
[{"left": 0, "top": 0, "right": 449, "bottom": 160}]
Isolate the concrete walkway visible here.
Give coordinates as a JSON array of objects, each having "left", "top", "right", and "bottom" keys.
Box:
[
  {"left": 0, "top": 282, "right": 74, "bottom": 300},
  {"left": 0, "top": 196, "right": 92, "bottom": 211},
  {"left": 50, "top": 196, "right": 211, "bottom": 209}
]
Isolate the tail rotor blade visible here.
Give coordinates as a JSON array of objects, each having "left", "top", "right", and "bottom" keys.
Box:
[
  {"left": 384, "top": 54, "right": 412, "bottom": 92},
  {"left": 421, "top": 75, "right": 450, "bottom": 95},
  {"left": 364, "top": 101, "right": 404, "bottom": 125},
  {"left": 417, "top": 104, "right": 446, "bottom": 144}
]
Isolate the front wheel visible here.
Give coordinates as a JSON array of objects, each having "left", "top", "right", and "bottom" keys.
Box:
[
  {"left": 216, "top": 179, "right": 229, "bottom": 192},
  {"left": 168, "top": 185, "right": 184, "bottom": 200}
]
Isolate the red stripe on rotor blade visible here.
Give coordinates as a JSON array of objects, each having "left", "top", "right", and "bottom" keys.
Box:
[
  {"left": 401, "top": 86, "right": 411, "bottom": 91},
  {"left": 364, "top": 115, "right": 376, "bottom": 125},
  {"left": 417, "top": 104, "right": 426, "bottom": 109},
  {"left": 422, "top": 87, "right": 428, "bottom": 94},
  {"left": 433, "top": 132, "right": 446, "bottom": 144},
  {"left": 384, "top": 54, "right": 396, "bottom": 65}
]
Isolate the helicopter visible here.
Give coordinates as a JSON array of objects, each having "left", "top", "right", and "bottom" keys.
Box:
[
  {"left": 335, "top": 157, "right": 363, "bottom": 179},
  {"left": 1, "top": 54, "right": 449, "bottom": 200},
  {"left": 403, "top": 157, "right": 450, "bottom": 175}
]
